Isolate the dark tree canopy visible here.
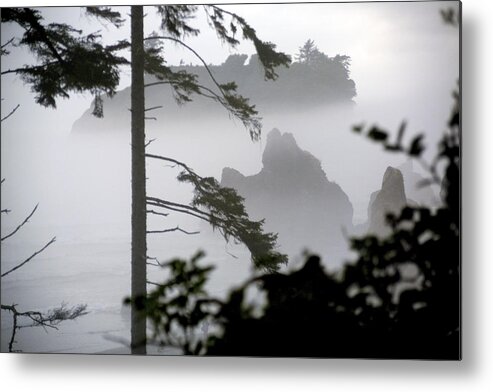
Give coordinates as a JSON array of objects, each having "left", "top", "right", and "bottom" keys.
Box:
[{"left": 1, "top": 8, "right": 128, "bottom": 111}]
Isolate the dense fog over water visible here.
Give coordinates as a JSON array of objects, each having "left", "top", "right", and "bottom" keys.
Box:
[{"left": 1, "top": 2, "right": 459, "bottom": 353}]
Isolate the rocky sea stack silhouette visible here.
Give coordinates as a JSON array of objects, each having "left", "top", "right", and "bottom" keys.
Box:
[
  {"left": 367, "top": 166, "right": 408, "bottom": 238},
  {"left": 221, "top": 128, "right": 353, "bottom": 264}
]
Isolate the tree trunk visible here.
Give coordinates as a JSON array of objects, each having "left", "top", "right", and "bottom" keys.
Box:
[{"left": 130, "top": 5, "right": 147, "bottom": 355}]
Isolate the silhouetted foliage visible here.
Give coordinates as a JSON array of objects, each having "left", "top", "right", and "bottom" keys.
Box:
[
  {"left": 126, "top": 251, "right": 218, "bottom": 355},
  {"left": 145, "top": 154, "right": 288, "bottom": 272},
  {"left": 1, "top": 8, "right": 128, "bottom": 111},
  {"left": 136, "top": 81, "right": 460, "bottom": 358}
]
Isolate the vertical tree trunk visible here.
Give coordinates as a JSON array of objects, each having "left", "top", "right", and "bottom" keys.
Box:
[{"left": 130, "top": 5, "right": 147, "bottom": 355}]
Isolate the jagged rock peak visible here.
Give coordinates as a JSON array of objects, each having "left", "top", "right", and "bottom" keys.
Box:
[
  {"left": 381, "top": 166, "right": 406, "bottom": 200},
  {"left": 262, "top": 128, "right": 324, "bottom": 177},
  {"left": 221, "top": 167, "right": 245, "bottom": 185},
  {"left": 368, "top": 166, "right": 407, "bottom": 237},
  {"left": 220, "top": 128, "right": 354, "bottom": 264}
]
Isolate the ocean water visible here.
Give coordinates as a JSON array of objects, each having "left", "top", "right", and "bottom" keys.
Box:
[{"left": 0, "top": 221, "right": 255, "bottom": 354}]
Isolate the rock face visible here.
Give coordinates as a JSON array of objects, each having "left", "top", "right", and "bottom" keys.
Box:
[
  {"left": 398, "top": 160, "right": 439, "bottom": 207},
  {"left": 367, "top": 166, "right": 407, "bottom": 237},
  {"left": 221, "top": 128, "right": 353, "bottom": 263}
]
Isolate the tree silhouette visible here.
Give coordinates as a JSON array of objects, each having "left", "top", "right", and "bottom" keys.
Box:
[
  {"left": 2, "top": 5, "right": 290, "bottom": 354},
  {"left": 130, "top": 5, "right": 461, "bottom": 359},
  {"left": 296, "top": 39, "right": 321, "bottom": 64}
]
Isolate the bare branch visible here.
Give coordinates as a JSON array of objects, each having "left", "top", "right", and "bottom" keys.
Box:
[
  {"left": 144, "top": 80, "right": 172, "bottom": 88},
  {"left": 1, "top": 37, "right": 15, "bottom": 50},
  {"left": 1, "top": 237, "right": 56, "bottom": 277},
  {"left": 1, "top": 104, "right": 20, "bottom": 123},
  {"left": 145, "top": 139, "right": 156, "bottom": 148},
  {"left": 1, "top": 303, "right": 88, "bottom": 352},
  {"left": 144, "top": 105, "right": 163, "bottom": 112},
  {"left": 147, "top": 209, "right": 169, "bottom": 218},
  {"left": 1, "top": 209, "right": 11, "bottom": 214},
  {"left": 146, "top": 255, "right": 165, "bottom": 268},
  {"left": 147, "top": 226, "right": 199, "bottom": 235},
  {"left": 1, "top": 204, "right": 38, "bottom": 242},
  {"left": 146, "top": 154, "right": 195, "bottom": 174}
]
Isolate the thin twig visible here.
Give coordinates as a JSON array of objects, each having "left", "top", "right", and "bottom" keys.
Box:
[
  {"left": 146, "top": 209, "right": 168, "bottom": 217},
  {"left": 1, "top": 104, "right": 20, "bottom": 122},
  {"left": 145, "top": 139, "right": 156, "bottom": 148},
  {"left": 1, "top": 204, "right": 38, "bottom": 242},
  {"left": 147, "top": 226, "right": 199, "bottom": 235},
  {"left": 146, "top": 154, "right": 194, "bottom": 173},
  {"left": 1, "top": 37, "right": 15, "bottom": 50},
  {"left": 144, "top": 105, "right": 163, "bottom": 112},
  {"left": 1, "top": 237, "right": 56, "bottom": 277}
]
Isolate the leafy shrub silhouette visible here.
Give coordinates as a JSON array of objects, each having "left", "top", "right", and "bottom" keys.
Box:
[{"left": 132, "top": 86, "right": 459, "bottom": 358}]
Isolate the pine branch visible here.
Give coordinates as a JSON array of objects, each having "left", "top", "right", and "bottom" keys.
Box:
[
  {"left": 147, "top": 198, "right": 211, "bottom": 224},
  {"left": 142, "top": 36, "right": 261, "bottom": 139},
  {"left": 1, "top": 62, "right": 60, "bottom": 75},
  {"left": 147, "top": 197, "right": 212, "bottom": 220},
  {"left": 143, "top": 35, "right": 228, "bottom": 99},
  {"left": 3, "top": 8, "right": 65, "bottom": 71},
  {"left": 85, "top": 7, "right": 125, "bottom": 28}
]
